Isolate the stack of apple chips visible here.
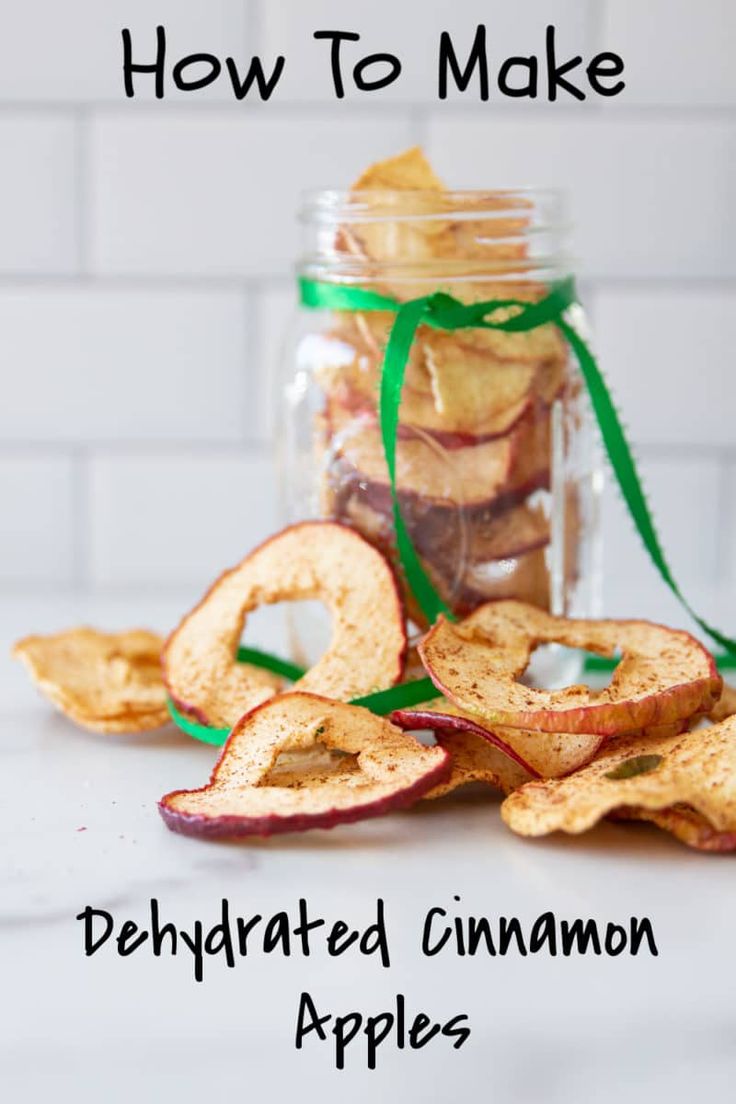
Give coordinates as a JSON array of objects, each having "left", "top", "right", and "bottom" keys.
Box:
[{"left": 310, "top": 148, "right": 576, "bottom": 626}]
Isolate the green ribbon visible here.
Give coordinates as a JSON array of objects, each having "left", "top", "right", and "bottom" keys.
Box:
[{"left": 165, "top": 274, "right": 735, "bottom": 747}]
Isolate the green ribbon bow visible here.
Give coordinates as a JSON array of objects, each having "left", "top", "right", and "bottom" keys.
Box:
[{"left": 167, "top": 275, "right": 734, "bottom": 747}]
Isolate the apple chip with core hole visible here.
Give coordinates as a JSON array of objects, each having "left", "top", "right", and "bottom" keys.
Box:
[
  {"left": 13, "top": 627, "right": 169, "bottom": 733},
  {"left": 501, "top": 715, "right": 736, "bottom": 849},
  {"left": 419, "top": 601, "right": 720, "bottom": 736},
  {"left": 163, "top": 522, "right": 406, "bottom": 729},
  {"left": 159, "top": 693, "right": 450, "bottom": 838},
  {"left": 391, "top": 707, "right": 604, "bottom": 779}
]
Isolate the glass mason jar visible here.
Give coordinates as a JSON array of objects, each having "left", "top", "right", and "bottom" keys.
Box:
[{"left": 278, "top": 187, "right": 601, "bottom": 683}]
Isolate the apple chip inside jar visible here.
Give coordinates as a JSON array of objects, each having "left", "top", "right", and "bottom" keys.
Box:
[
  {"left": 12, "top": 627, "right": 170, "bottom": 733},
  {"left": 163, "top": 522, "right": 407, "bottom": 730},
  {"left": 423, "top": 331, "right": 563, "bottom": 428},
  {"left": 327, "top": 401, "right": 550, "bottom": 510},
  {"left": 500, "top": 715, "right": 736, "bottom": 850},
  {"left": 335, "top": 492, "right": 550, "bottom": 574},
  {"left": 316, "top": 312, "right": 565, "bottom": 444},
  {"left": 159, "top": 693, "right": 450, "bottom": 838},
  {"left": 343, "top": 146, "right": 451, "bottom": 266},
  {"left": 343, "top": 147, "right": 530, "bottom": 284},
  {"left": 419, "top": 601, "right": 721, "bottom": 736}
]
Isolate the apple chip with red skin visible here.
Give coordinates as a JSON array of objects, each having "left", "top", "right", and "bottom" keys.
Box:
[
  {"left": 159, "top": 693, "right": 450, "bottom": 839},
  {"left": 13, "top": 627, "right": 170, "bottom": 733},
  {"left": 501, "top": 714, "right": 736, "bottom": 851},
  {"left": 420, "top": 601, "right": 721, "bottom": 736},
  {"left": 163, "top": 522, "right": 407, "bottom": 730},
  {"left": 391, "top": 706, "right": 604, "bottom": 780},
  {"left": 391, "top": 707, "right": 538, "bottom": 776},
  {"left": 328, "top": 402, "right": 550, "bottom": 511}
]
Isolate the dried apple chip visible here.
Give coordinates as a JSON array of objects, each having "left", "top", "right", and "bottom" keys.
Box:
[
  {"left": 344, "top": 148, "right": 531, "bottom": 285},
  {"left": 501, "top": 715, "right": 736, "bottom": 846},
  {"left": 317, "top": 313, "right": 564, "bottom": 444},
  {"left": 427, "top": 730, "right": 535, "bottom": 800},
  {"left": 328, "top": 403, "right": 549, "bottom": 510},
  {"left": 316, "top": 331, "right": 534, "bottom": 445},
  {"left": 391, "top": 706, "right": 603, "bottom": 779},
  {"left": 391, "top": 707, "right": 538, "bottom": 774},
  {"left": 337, "top": 492, "right": 550, "bottom": 572},
  {"left": 163, "top": 522, "right": 407, "bottom": 729},
  {"left": 442, "top": 309, "right": 567, "bottom": 368},
  {"left": 442, "top": 547, "right": 551, "bottom": 620},
  {"left": 420, "top": 601, "right": 721, "bottom": 736},
  {"left": 352, "top": 145, "right": 446, "bottom": 195},
  {"left": 612, "top": 804, "right": 736, "bottom": 853},
  {"left": 13, "top": 627, "right": 169, "bottom": 733},
  {"left": 159, "top": 693, "right": 449, "bottom": 838},
  {"left": 424, "top": 333, "right": 538, "bottom": 422},
  {"left": 345, "top": 146, "right": 451, "bottom": 265},
  {"left": 709, "top": 682, "right": 736, "bottom": 724}
]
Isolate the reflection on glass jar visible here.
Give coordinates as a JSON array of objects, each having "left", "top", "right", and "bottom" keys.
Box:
[{"left": 278, "top": 150, "right": 602, "bottom": 681}]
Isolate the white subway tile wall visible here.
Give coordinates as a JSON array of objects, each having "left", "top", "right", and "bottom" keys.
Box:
[
  {"left": 1, "top": 1, "right": 734, "bottom": 639},
  {"left": 0, "top": 454, "right": 76, "bottom": 584},
  {"left": 0, "top": 288, "right": 251, "bottom": 443},
  {"left": 90, "top": 112, "right": 413, "bottom": 276},
  {"left": 88, "top": 452, "right": 276, "bottom": 586},
  {"left": 0, "top": 116, "right": 79, "bottom": 273}
]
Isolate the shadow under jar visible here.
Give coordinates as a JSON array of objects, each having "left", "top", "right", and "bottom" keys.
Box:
[{"left": 278, "top": 187, "right": 602, "bottom": 683}]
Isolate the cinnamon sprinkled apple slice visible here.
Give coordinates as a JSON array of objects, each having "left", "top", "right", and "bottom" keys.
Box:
[
  {"left": 612, "top": 804, "right": 736, "bottom": 853},
  {"left": 159, "top": 693, "right": 449, "bottom": 838},
  {"left": 419, "top": 600, "right": 721, "bottom": 736},
  {"left": 163, "top": 521, "right": 407, "bottom": 729},
  {"left": 501, "top": 714, "right": 736, "bottom": 848},
  {"left": 391, "top": 705, "right": 603, "bottom": 780},
  {"left": 13, "top": 627, "right": 169, "bottom": 733}
]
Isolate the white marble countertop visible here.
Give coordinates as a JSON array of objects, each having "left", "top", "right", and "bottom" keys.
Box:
[{"left": 2, "top": 592, "right": 735, "bottom": 1104}]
